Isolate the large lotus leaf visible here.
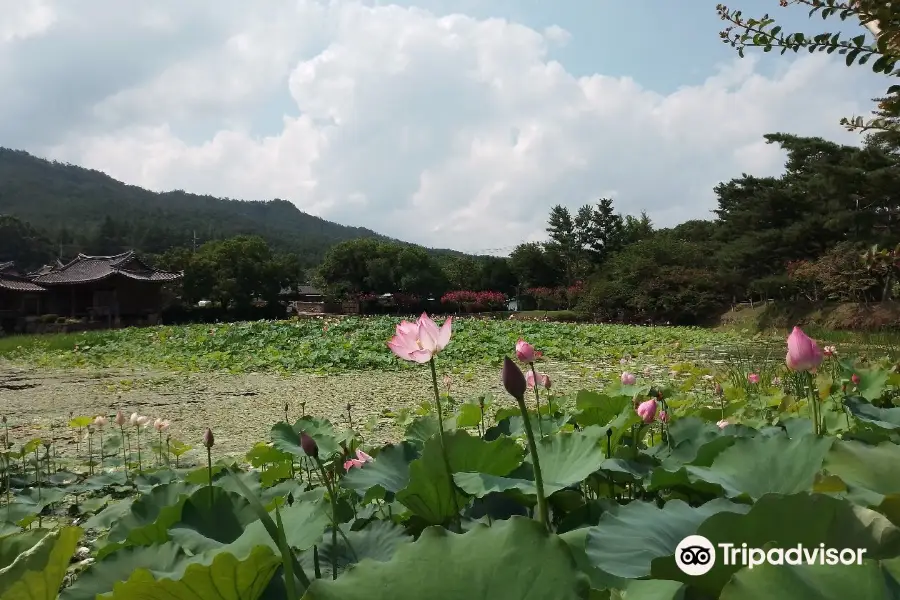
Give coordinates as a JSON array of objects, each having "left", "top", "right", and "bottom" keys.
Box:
[
  {"left": 271, "top": 416, "right": 342, "bottom": 459},
  {"left": 506, "top": 413, "right": 569, "bottom": 438},
  {"left": 83, "top": 497, "right": 135, "bottom": 530},
  {"left": 107, "top": 545, "right": 281, "bottom": 600},
  {"left": 649, "top": 433, "right": 834, "bottom": 501},
  {"left": 396, "top": 431, "right": 523, "bottom": 524},
  {"left": 651, "top": 492, "right": 900, "bottom": 596},
  {"left": 844, "top": 397, "right": 900, "bottom": 431},
  {"left": 165, "top": 487, "right": 260, "bottom": 553},
  {"left": 454, "top": 427, "right": 609, "bottom": 500},
  {"left": 341, "top": 442, "right": 419, "bottom": 497},
  {"left": 0, "top": 526, "right": 82, "bottom": 600},
  {"left": 301, "top": 517, "right": 592, "bottom": 600},
  {"left": 719, "top": 560, "right": 899, "bottom": 600},
  {"left": 299, "top": 519, "right": 413, "bottom": 578},
  {"left": 573, "top": 391, "right": 631, "bottom": 428},
  {"left": 59, "top": 543, "right": 186, "bottom": 600},
  {"left": 216, "top": 470, "right": 299, "bottom": 506},
  {"left": 824, "top": 439, "right": 900, "bottom": 507},
  {"left": 646, "top": 417, "right": 736, "bottom": 467},
  {"left": 107, "top": 480, "right": 199, "bottom": 546},
  {"left": 170, "top": 488, "right": 330, "bottom": 557},
  {"left": 584, "top": 499, "right": 750, "bottom": 579}
]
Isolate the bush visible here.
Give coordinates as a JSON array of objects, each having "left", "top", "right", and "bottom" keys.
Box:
[{"left": 440, "top": 290, "right": 507, "bottom": 312}]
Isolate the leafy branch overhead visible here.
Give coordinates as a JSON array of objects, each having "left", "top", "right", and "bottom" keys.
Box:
[{"left": 716, "top": 1, "right": 900, "bottom": 133}]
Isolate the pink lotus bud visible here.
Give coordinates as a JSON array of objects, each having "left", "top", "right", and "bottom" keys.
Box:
[
  {"left": 851, "top": 373, "right": 860, "bottom": 385},
  {"left": 93, "top": 416, "right": 107, "bottom": 429},
  {"left": 717, "top": 419, "right": 729, "bottom": 429},
  {"left": 115, "top": 410, "right": 126, "bottom": 426},
  {"left": 658, "top": 410, "right": 670, "bottom": 423},
  {"left": 203, "top": 428, "right": 214, "bottom": 448},
  {"left": 714, "top": 383, "right": 723, "bottom": 396},
  {"left": 785, "top": 327, "right": 824, "bottom": 372},
  {"left": 515, "top": 339, "right": 536, "bottom": 363},
  {"left": 747, "top": 373, "right": 760, "bottom": 384},
  {"left": 129, "top": 412, "right": 139, "bottom": 427},
  {"left": 501, "top": 357, "right": 527, "bottom": 400},
  {"left": 300, "top": 431, "right": 318, "bottom": 458},
  {"left": 443, "top": 374, "right": 452, "bottom": 389},
  {"left": 621, "top": 372, "right": 637, "bottom": 386},
  {"left": 636, "top": 398, "right": 657, "bottom": 423},
  {"left": 540, "top": 374, "right": 551, "bottom": 390}
]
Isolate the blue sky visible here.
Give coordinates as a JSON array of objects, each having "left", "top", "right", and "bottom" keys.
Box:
[{"left": 0, "top": 0, "right": 890, "bottom": 252}]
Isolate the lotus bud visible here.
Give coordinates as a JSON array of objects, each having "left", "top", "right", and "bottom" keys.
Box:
[
  {"left": 515, "top": 339, "right": 536, "bottom": 363},
  {"left": 129, "top": 412, "right": 139, "bottom": 427},
  {"left": 501, "top": 357, "right": 527, "bottom": 401},
  {"left": 300, "top": 431, "right": 318, "bottom": 458},
  {"left": 717, "top": 419, "right": 729, "bottom": 429},
  {"left": 93, "top": 415, "right": 107, "bottom": 429},
  {"left": 115, "top": 409, "right": 125, "bottom": 426},
  {"left": 714, "top": 383, "right": 723, "bottom": 396},
  {"left": 747, "top": 373, "right": 760, "bottom": 384},
  {"left": 203, "top": 428, "right": 214, "bottom": 448},
  {"left": 851, "top": 373, "right": 860, "bottom": 385},
  {"left": 658, "top": 410, "right": 670, "bottom": 423},
  {"left": 540, "top": 373, "right": 551, "bottom": 390},
  {"left": 637, "top": 398, "right": 657, "bottom": 424},
  {"left": 621, "top": 372, "right": 636, "bottom": 386},
  {"left": 785, "top": 326, "right": 824, "bottom": 372}
]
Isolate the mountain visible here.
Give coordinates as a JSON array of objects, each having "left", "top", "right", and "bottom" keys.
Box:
[{"left": 0, "top": 148, "right": 462, "bottom": 267}]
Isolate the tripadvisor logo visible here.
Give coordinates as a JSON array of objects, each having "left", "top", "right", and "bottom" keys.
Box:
[{"left": 675, "top": 535, "right": 867, "bottom": 576}]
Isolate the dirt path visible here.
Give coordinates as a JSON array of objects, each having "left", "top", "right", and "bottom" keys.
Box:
[{"left": 0, "top": 360, "right": 611, "bottom": 463}]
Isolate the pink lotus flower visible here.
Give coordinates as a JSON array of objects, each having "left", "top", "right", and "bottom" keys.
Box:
[
  {"left": 129, "top": 412, "right": 140, "bottom": 427},
  {"left": 851, "top": 373, "right": 860, "bottom": 385},
  {"left": 387, "top": 313, "right": 452, "bottom": 363},
  {"left": 747, "top": 373, "right": 760, "bottom": 384},
  {"left": 136, "top": 415, "right": 150, "bottom": 428},
  {"left": 344, "top": 449, "right": 374, "bottom": 472},
  {"left": 637, "top": 398, "right": 657, "bottom": 423},
  {"left": 823, "top": 345, "right": 837, "bottom": 358},
  {"left": 658, "top": 410, "right": 670, "bottom": 423},
  {"left": 154, "top": 418, "right": 170, "bottom": 433},
  {"left": 93, "top": 416, "right": 107, "bottom": 429},
  {"left": 516, "top": 339, "right": 536, "bottom": 362},
  {"left": 525, "top": 370, "right": 551, "bottom": 390},
  {"left": 717, "top": 419, "right": 729, "bottom": 429},
  {"left": 785, "top": 327, "right": 823, "bottom": 372},
  {"left": 621, "top": 372, "right": 637, "bottom": 386}
]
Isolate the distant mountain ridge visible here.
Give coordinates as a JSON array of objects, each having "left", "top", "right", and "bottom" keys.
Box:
[{"left": 0, "top": 148, "right": 465, "bottom": 265}]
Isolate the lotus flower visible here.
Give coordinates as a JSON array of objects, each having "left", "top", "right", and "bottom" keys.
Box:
[
  {"left": 851, "top": 373, "right": 860, "bottom": 385},
  {"left": 300, "top": 431, "right": 318, "bottom": 458},
  {"left": 637, "top": 398, "right": 657, "bottom": 423},
  {"left": 93, "top": 415, "right": 107, "bottom": 429},
  {"left": 525, "top": 370, "right": 551, "bottom": 390},
  {"left": 621, "top": 372, "right": 636, "bottom": 386},
  {"left": 823, "top": 345, "right": 837, "bottom": 358},
  {"left": 154, "top": 418, "right": 170, "bottom": 433},
  {"left": 501, "top": 357, "right": 527, "bottom": 400},
  {"left": 748, "top": 373, "right": 760, "bottom": 384},
  {"left": 203, "top": 428, "right": 214, "bottom": 448},
  {"left": 136, "top": 415, "right": 150, "bottom": 428},
  {"left": 516, "top": 339, "right": 536, "bottom": 362},
  {"left": 658, "top": 410, "right": 670, "bottom": 423},
  {"left": 344, "top": 449, "right": 374, "bottom": 472},
  {"left": 129, "top": 412, "right": 140, "bottom": 427},
  {"left": 115, "top": 410, "right": 126, "bottom": 426},
  {"left": 387, "top": 313, "right": 452, "bottom": 363},
  {"left": 785, "top": 326, "right": 823, "bottom": 372},
  {"left": 717, "top": 419, "right": 729, "bottom": 429}
]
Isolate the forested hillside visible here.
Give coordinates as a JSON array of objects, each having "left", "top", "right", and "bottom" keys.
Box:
[{"left": 0, "top": 148, "right": 437, "bottom": 268}]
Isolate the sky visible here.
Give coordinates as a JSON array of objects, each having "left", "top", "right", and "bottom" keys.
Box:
[{"left": 0, "top": 0, "right": 891, "bottom": 254}]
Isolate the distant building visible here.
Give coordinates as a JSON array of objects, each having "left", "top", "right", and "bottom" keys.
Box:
[{"left": 0, "top": 251, "right": 182, "bottom": 333}]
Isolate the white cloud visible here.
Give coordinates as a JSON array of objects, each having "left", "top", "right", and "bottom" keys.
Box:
[
  {"left": 0, "top": 0, "right": 56, "bottom": 42},
  {"left": 1, "top": 0, "right": 886, "bottom": 254}
]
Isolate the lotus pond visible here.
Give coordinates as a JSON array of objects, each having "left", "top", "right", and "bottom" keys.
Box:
[{"left": 1, "top": 317, "right": 900, "bottom": 598}]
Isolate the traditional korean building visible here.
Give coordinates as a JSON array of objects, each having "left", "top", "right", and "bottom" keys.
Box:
[
  {"left": 0, "top": 262, "right": 46, "bottom": 332},
  {"left": 29, "top": 251, "right": 181, "bottom": 327}
]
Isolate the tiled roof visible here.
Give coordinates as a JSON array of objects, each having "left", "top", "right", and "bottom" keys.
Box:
[
  {"left": 0, "top": 262, "right": 14, "bottom": 273},
  {"left": 32, "top": 251, "right": 182, "bottom": 285},
  {"left": 0, "top": 276, "right": 46, "bottom": 292}
]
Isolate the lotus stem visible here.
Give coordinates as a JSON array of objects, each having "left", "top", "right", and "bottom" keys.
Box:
[
  {"left": 206, "top": 445, "right": 213, "bottom": 505},
  {"left": 529, "top": 363, "right": 545, "bottom": 437},
  {"left": 429, "top": 358, "right": 461, "bottom": 531},
  {"left": 313, "top": 457, "right": 358, "bottom": 579},
  {"left": 120, "top": 425, "right": 128, "bottom": 479},
  {"left": 514, "top": 392, "right": 550, "bottom": 531}
]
